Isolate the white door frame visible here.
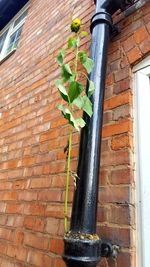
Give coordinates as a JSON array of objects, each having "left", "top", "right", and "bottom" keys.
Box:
[{"left": 133, "top": 56, "right": 150, "bottom": 267}]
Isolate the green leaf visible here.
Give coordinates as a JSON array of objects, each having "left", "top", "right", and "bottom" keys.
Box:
[
  {"left": 81, "top": 31, "right": 88, "bottom": 37},
  {"left": 79, "top": 51, "right": 87, "bottom": 63},
  {"left": 72, "top": 95, "right": 84, "bottom": 109},
  {"left": 88, "top": 80, "right": 94, "bottom": 97},
  {"left": 82, "top": 95, "right": 93, "bottom": 117},
  {"left": 76, "top": 117, "right": 86, "bottom": 128},
  {"left": 68, "top": 36, "right": 80, "bottom": 49},
  {"left": 79, "top": 52, "right": 94, "bottom": 74},
  {"left": 57, "top": 49, "right": 65, "bottom": 65},
  {"left": 68, "top": 81, "right": 83, "bottom": 103},
  {"left": 61, "top": 64, "right": 72, "bottom": 82},
  {"left": 58, "top": 104, "right": 80, "bottom": 131},
  {"left": 83, "top": 58, "right": 94, "bottom": 74},
  {"left": 68, "top": 37, "right": 74, "bottom": 49},
  {"left": 55, "top": 80, "right": 69, "bottom": 102}
]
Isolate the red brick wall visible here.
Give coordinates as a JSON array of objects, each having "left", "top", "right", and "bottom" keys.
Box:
[{"left": 0, "top": 0, "right": 150, "bottom": 266}]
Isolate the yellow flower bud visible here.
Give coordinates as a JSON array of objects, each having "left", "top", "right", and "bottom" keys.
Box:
[{"left": 70, "top": 18, "right": 81, "bottom": 33}]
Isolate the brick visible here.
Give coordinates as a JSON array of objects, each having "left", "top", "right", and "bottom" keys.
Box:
[
  {"left": 122, "top": 35, "right": 135, "bottom": 52},
  {"left": 27, "top": 251, "right": 52, "bottom": 267},
  {"left": 1, "top": 260, "right": 15, "bottom": 267},
  {"left": 108, "top": 205, "right": 133, "bottom": 225},
  {"left": 117, "top": 252, "right": 132, "bottom": 267},
  {"left": 101, "top": 150, "right": 130, "bottom": 167},
  {"left": 102, "top": 120, "right": 132, "bottom": 138},
  {"left": 97, "top": 225, "right": 131, "bottom": 247},
  {"left": 45, "top": 218, "right": 59, "bottom": 235},
  {"left": 0, "top": 203, "right": 6, "bottom": 213},
  {"left": 104, "top": 92, "right": 132, "bottom": 111},
  {"left": 0, "top": 192, "right": 17, "bottom": 201},
  {"left": 18, "top": 191, "right": 37, "bottom": 201},
  {"left": 34, "top": 218, "right": 45, "bottom": 232},
  {"left": 38, "top": 190, "right": 61, "bottom": 202},
  {"left": 102, "top": 140, "right": 110, "bottom": 155},
  {"left": 53, "top": 258, "right": 66, "bottom": 267},
  {"left": 99, "top": 186, "right": 131, "bottom": 204},
  {"left": 110, "top": 167, "right": 134, "bottom": 185},
  {"left": 0, "top": 227, "right": 13, "bottom": 241},
  {"left": 24, "top": 204, "right": 46, "bottom": 216},
  {"left": 113, "top": 104, "right": 131, "bottom": 121},
  {"left": 30, "top": 178, "right": 51, "bottom": 189},
  {"left": 7, "top": 169, "right": 23, "bottom": 179},
  {"left": 0, "top": 241, "right": 7, "bottom": 254},
  {"left": 103, "top": 111, "right": 112, "bottom": 125},
  {"left": 105, "top": 73, "right": 114, "bottom": 86},
  {"left": 99, "top": 169, "right": 109, "bottom": 186},
  {"left": 111, "top": 133, "right": 132, "bottom": 150},
  {"left": 127, "top": 47, "right": 142, "bottom": 64},
  {"left": 14, "top": 231, "right": 24, "bottom": 245},
  {"left": 24, "top": 232, "right": 49, "bottom": 250},
  {"left": 139, "top": 38, "right": 150, "bottom": 54},
  {"left": 6, "top": 204, "right": 24, "bottom": 214},
  {"left": 114, "top": 67, "right": 130, "bottom": 82},
  {"left": 51, "top": 175, "right": 65, "bottom": 188},
  {"left": 7, "top": 244, "right": 27, "bottom": 262},
  {"left": 97, "top": 206, "right": 108, "bottom": 222},
  {"left": 134, "top": 26, "right": 149, "bottom": 44},
  {"left": 0, "top": 215, "right": 7, "bottom": 225},
  {"left": 45, "top": 204, "right": 64, "bottom": 218},
  {"left": 13, "top": 179, "right": 29, "bottom": 190},
  {"left": 49, "top": 238, "right": 64, "bottom": 255},
  {"left": 0, "top": 181, "right": 12, "bottom": 190},
  {"left": 113, "top": 78, "right": 130, "bottom": 94},
  {"left": 7, "top": 216, "right": 24, "bottom": 228},
  {"left": 24, "top": 216, "right": 34, "bottom": 230}
]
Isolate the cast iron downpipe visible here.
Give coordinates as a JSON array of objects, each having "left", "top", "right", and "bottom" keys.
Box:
[{"left": 63, "top": 1, "right": 133, "bottom": 266}]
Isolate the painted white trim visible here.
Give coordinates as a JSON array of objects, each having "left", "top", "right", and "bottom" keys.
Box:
[
  {"left": 0, "top": 2, "right": 29, "bottom": 61},
  {"left": 133, "top": 55, "right": 150, "bottom": 73},
  {"left": 0, "top": 2, "right": 30, "bottom": 36},
  {"left": 134, "top": 59, "right": 150, "bottom": 267}
]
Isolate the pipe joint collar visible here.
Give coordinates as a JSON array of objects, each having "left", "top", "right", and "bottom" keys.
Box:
[
  {"left": 90, "top": 9, "right": 112, "bottom": 33},
  {"left": 63, "top": 236, "right": 101, "bottom": 267}
]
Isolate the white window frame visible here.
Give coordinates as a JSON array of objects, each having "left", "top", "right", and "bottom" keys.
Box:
[
  {"left": 0, "top": 2, "right": 29, "bottom": 61},
  {"left": 133, "top": 56, "right": 150, "bottom": 267}
]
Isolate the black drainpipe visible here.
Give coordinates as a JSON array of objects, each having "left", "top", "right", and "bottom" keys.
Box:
[{"left": 63, "top": 1, "right": 133, "bottom": 267}]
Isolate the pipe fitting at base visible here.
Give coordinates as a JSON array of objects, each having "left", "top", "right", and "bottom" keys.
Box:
[{"left": 63, "top": 234, "right": 101, "bottom": 267}]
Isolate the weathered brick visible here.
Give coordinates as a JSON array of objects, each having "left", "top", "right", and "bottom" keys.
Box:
[
  {"left": 24, "top": 232, "right": 49, "bottom": 250},
  {"left": 102, "top": 120, "right": 132, "bottom": 138},
  {"left": 127, "top": 46, "right": 142, "bottom": 64},
  {"left": 97, "top": 225, "right": 131, "bottom": 248},
  {"left": 49, "top": 238, "right": 64, "bottom": 255},
  {"left": 45, "top": 218, "right": 59, "bottom": 235},
  {"left": 134, "top": 26, "right": 149, "bottom": 44},
  {"left": 104, "top": 92, "right": 132, "bottom": 111},
  {"left": 99, "top": 186, "right": 131, "bottom": 204},
  {"left": 111, "top": 133, "right": 132, "bottom": 150},
  {"left": 27, "top": 251, "right": 52, "bottom": 267},
  {"left": 110, "top": 167, "right": 134, "bottom": 185}
]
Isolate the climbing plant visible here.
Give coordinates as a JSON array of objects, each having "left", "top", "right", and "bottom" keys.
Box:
[{"left": 55, "top": 18, "right": 94, "bottom": 233}]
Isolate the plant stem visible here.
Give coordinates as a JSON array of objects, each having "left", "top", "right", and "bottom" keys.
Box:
[
  {"left": 74, "top": 33, "right": 79, "bottom": 80},
  {"left": 64, "top": 34, "right": 79, "bottom": 233},
  {"left": 64, "top": 126, "right": 72, "bottom": 233}
]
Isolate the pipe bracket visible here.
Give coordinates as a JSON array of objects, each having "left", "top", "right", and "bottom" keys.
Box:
[{"left": 101, "top": 241, "right": 120, "bottom": 259}]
